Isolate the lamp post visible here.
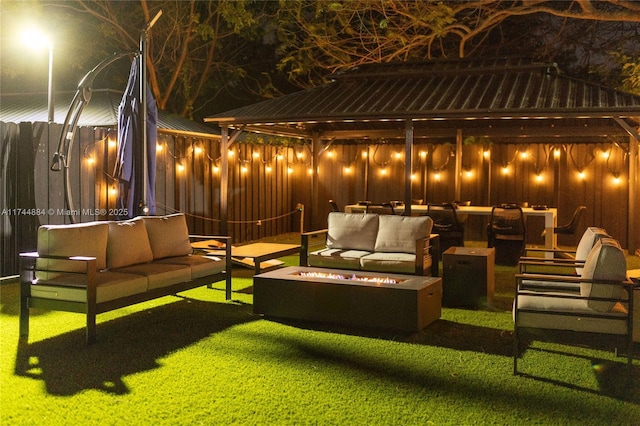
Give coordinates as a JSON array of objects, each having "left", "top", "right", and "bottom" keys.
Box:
[{"left": 22, "top": 28, "right": 54, "bottom": 123}]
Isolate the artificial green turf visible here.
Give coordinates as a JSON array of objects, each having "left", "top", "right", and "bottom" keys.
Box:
[{"left": 1, "top": 243, "right": 639, "bottom": 425}]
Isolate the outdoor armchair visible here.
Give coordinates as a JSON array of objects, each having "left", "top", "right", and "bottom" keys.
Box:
[{"left": 513, "top": 238, "right": 635, "bottom": 376}]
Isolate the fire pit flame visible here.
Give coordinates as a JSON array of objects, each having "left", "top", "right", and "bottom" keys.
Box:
[{"left": 296, "top": 271, "right": 403, "bottom": 284}]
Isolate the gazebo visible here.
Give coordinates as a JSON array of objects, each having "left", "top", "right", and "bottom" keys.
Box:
[{"left": 205, "top": 57, "right": 640, "bottom": 251}]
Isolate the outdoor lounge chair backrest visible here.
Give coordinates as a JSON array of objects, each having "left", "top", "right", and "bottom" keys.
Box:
[
  {"left": 575, "top": 227, "right": 609, "bottom": 275},
  {"left": 580, "top": 238, "right": 627, "bottom": 312}
]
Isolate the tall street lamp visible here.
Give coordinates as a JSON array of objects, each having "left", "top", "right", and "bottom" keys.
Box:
[{"left": 22, "top": 28, "right": 54, "bottom": 123}]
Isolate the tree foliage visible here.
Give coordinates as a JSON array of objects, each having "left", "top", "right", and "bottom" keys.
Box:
[
  {"left": 275, "top": 0, "right": 640, "bottom": 91},
  {"left": 45, "top": 0, "right": 275, "bottom": 118}
]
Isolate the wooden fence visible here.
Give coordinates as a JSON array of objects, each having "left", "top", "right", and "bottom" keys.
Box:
[{"left": 2, "top": 121, "right": 638, "bottom": 276}]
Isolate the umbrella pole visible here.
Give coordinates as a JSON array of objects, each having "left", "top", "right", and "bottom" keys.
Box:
[{"left": 139, "top": 10, "right": 162, "bottom": 215}]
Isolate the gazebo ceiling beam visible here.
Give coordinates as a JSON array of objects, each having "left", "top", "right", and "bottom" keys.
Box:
[{"left": 230, "top": 123, "right": 631, "bottom": 142}]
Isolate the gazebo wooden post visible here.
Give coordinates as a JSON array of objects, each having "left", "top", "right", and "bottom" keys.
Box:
[
  {"left": 220, "top": 125, "right": 229, "bottom": 236},
  {"left": 455, "top": 128, "right": 462, "bottom": 202},
  {"left": 629, "top": 131, "right": 638, "bottom": 253},
  {"left": 311, "top": 132, "right": 320, "bottom": 230},
  {"left": 404, "top": 119, "right": 414, "bottom": 215}
]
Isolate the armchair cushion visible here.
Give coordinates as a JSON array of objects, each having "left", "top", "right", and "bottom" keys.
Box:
[
  {"left": 325, "top": 212, "right": 379, "bottom": 252},
  {"left": 374, "top": 215, "right": 433, "bottom": 254},
  {"left": 580, "top": 238, "right": 627, "bottom": 312},
  {"left": 575, "top": 227, "right": 609, "bottom": 275}
]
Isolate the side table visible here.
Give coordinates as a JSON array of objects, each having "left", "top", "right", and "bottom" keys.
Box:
[{"left": 442, "top": 246, "right": 495, "bottom": 308}]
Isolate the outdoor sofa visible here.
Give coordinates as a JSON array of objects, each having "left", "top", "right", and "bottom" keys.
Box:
[
  {"left": 19, "top": 213, "right": 231, "bottom": 344},
  {"left": 299, "top": 212, "right": 439, "bottom": 277}
]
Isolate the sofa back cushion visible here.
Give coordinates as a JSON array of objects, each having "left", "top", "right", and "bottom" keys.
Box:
[
  {"left": 135, "top": 213, "right": 193, "bottom": 259},
  {"left": 580, "top": 238, "right": 627, "bottom": 312},
  {"left": 36, "top": 221, "right": 109, "bottom": 276},
  {"left": 106, "top": 220, "right": 154, "bottom": 269},
  {"left": 326, "top": 212, "right": 379, "bottom": 252},
  {"left": 375, "top": 215, "right": 433, "bottom": 254}
]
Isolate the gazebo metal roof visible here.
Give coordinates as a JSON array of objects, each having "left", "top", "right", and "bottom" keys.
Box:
[
  {"left": 205, "top": 57, "right": 639, "bottom": 248},
  {"left": 205, "top": 57, "right": 640, "bottom": 142}
]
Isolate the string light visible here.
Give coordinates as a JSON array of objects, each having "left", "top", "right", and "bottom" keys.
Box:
[
  {"left": 612, "top": 172, "right": 621, "bottom": 185},
  {"left": 109, "top": 186, "right": 118, "bottom": 196},
  {"left": 553, "top": 148, "right": 561, "bottom": 158},
  {"left": 344, "top": 166, "right": 352, "bottom": 174},
  {"left": 241, "top": 165, "right": 248, "bottom": 174},
  {"left": 212, "top": 165, "right": 220, "bottom": 174},
  {"left": 177, "top": 163, "right": 185, "bottom": 172},
  {"left": 86, "top": 156, "right": 95, "bottom": 165},
  {"left": 501, "top": 165, "right": 510, "bottom": 175},
  {"left": 252, "top": 151, "right": 260, "bottom": 159},
  {"left": 464, "top": 169, "right": 473, "bottom": 179},
  {"left": 434, "top": 172, "right": 441, "bottom": 181},
  {"left": 265, "top": 165, "right": 272, "bottom": 173},
  {"left": 287, "top": 166, "right": 294, "bottom": 174},
  {"left": 483, "top": 150, "right": 490, "bottom": 159},
  {"left": 534, "top": 173, "right": 544, "bottom": 183},
  {"left": 419, "top": 150, "right": 427, "bottom": 159},
  {"left": 108, "top": 139, "right": 117, "bottom": 149},
  {"left": 394, "top": 152, "right": 403, "bottom": 160},
  {"left": 156, "top": 143, "right": 163, "bottom": 153},
  {"left": 193, "top": 145, "right": 203, "bottom": 155},
  {"left": 577, "top": 170, "right": 586, "bottom": 180},
  {"left": 380, "top": 168, "right": 388, "bottom": 176},
  {"left": 519, "top": 151, "right": 529, "bottom": 160}
]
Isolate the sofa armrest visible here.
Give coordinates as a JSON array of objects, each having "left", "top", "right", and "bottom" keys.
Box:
[
  {"left": 189, "top": 235, "right": 233, "bottom": 299},
  {"left": 300, "top": 229, "right": 328, "bottom": 266},
  {"left": 19, "top": 252, "right": 99, "bottom": 340},
  {"left": 415, "top": 234, "right": 439, "bottom": 277}
]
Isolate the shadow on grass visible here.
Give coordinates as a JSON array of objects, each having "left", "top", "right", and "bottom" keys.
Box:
[
  {"left": 516, "top": 346, "right": 640, "bottom": 402},
  {"left": 266, "top": 317, "right": 514, "bottom": 357},
  {"left": 14, "top": 297, "right": 256, "bottom": 396}
]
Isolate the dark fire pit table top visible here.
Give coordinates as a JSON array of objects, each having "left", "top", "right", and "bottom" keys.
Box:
[{"left": 253, "top": 266, "right": 442, "bottom": 332}]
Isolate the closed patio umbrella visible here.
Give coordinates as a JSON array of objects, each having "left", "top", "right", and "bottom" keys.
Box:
[{"left": 114, "top": 56, "right": 157, "bottom": 219}]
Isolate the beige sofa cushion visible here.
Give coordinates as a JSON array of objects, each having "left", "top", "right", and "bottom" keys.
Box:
[
  {"left": 32, "top": 271, "right": 148, "bottom": 303},
  {"left": 36, "top": 222, "right": 109, "bottom": 275},
  {"left": 325, "top": 213, "right": 379, "bottom": 252},
  {"left": 580, "top": 238, "right": 627, "bottom": 312},
  {"left": 135, "top": 213, "right": 192, "bottom": 260},
  {"left": 106, "top": 220, "right": 154, "bottom": 269},
  {"left": 360, "top": 252, "right": 416, "bottom": 274},
  {"left": 374, "top": 215, "right": 433, "bottom": 254}
]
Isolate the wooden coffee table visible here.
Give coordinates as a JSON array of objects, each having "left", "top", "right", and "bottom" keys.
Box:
[{"left": 192, "top": 241, "right": 300, "bottom": 274}]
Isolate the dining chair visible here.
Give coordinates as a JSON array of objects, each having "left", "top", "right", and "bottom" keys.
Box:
[
  {"left": 487, "top": 204, "right": 526, "bottom": 265},
  {"left": 427, "top": 202, "right": 465, "bottom": 255}
]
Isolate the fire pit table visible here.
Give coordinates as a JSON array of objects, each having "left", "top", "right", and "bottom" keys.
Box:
[{"left": 253, "top": 266, "right": 442, "bottom": 332}]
